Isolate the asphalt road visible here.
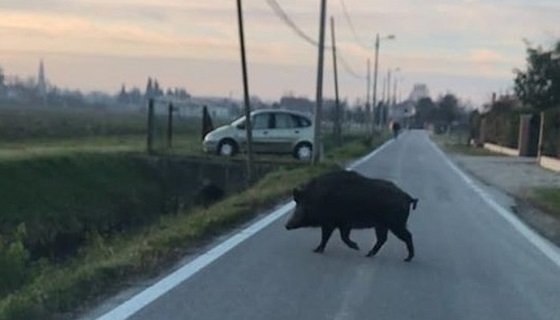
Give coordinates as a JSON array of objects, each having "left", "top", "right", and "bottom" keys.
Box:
[{"left": 100, "top": 130, "right": 560, "bottom": 320}]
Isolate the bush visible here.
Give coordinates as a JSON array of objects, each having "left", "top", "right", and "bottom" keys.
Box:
[
  {"left": 482, "top": 108, "right": 537, "bottom": 149},
  {"left": 0, "top": 225, "right": 30, "bottom": 298}
]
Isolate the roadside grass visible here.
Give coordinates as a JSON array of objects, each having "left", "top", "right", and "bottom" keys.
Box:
[
  {"left": 526, "top": 187, "right": 560, "bottom": 218},
  {"left": 431, "top": 132, "right": 503, "bottom": 156},
  {"left": 0, "top": 131, "right": 390, "bottom": 320},
  {"left": 0, "top": 163, "right": 337, "bottom": 320}
]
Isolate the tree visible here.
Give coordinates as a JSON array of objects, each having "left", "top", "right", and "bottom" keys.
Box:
[
  {"left": 514, "top": 41, "right": 560, "bottom": 110},
  {"left": 0, "top": 66, "right": 5, "bottom": 96},
  {"left": 414, "top": 97, "right": 436, "bottom": 126},
  {"left": 117, "top": 84, "right": 128, "bottom": 103},
  {"left": 145, "top": 77, "right": 153, "bottom": 98},
  {"left": 437, "top": 93, "right": 461, "bottom": 125}
]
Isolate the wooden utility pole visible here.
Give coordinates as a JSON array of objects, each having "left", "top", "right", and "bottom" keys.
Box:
[
  {"left": 372, "top": 34, "right": 380, "bottom": 130},
  {"left": 330, "top": 16, "right": 342, "bottom": 147},
  {"left": 312, "top": 0, "right": 328, "bottom": 164},
  {"left": 366, "top": 58, "right": 371, "bottom": 136},
  {"left": 236, "top": 0, "right": 254, "bottom": 184}
]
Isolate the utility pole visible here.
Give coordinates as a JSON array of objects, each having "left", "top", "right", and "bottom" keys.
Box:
[
  {"left": 372, "top": 34, "right": 395, "bottom": 130},
  {"left": 366, "top": 58, "right": 371, "bottom": 135},
  {"left": 372, "top": 34, "right": 380, "bottom": 131},
  {"left": 312, "top": 0, "right": 328, "bottom": 164},
  {"left": 330, "top": 16, "right": 341, "bottom": 147},
  {"left": 386, "top": 69, "right": 392, "bottom": 126},
  {"left": 236, "top": 0, "right": 254, "bottom": 184},
  {"left": 393, "top": 76, "right": 398, "bottom": 105}
]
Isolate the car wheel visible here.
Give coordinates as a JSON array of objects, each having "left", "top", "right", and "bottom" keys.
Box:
[
  {"left": 294, "top": 143, "right": 312, "bottom": 160},
  {"left": 217, "top": 139, "right": 237, "bottom": 157}
]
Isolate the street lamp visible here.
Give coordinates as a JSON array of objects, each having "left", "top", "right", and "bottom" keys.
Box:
[
  {"left": 392, "top": 67, "right": 401, "bottom": 106},
  {"left": 372, "top": 33, "right": 395, "bottom": 130}
]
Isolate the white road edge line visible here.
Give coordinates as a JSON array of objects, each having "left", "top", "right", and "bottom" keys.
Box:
[
  {"left": 429, "top": 138, "right": 560, "bottom": 269},
  {"left": 96, "top": 137, "right": 395, "bottom": 320}
]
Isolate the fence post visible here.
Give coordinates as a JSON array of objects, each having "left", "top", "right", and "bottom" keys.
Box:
[
  {"left": 537, "top": 111, "right": 545, "bottom": 161},
  {"left": 479, "top": 118, "right": 486, "bottom": 146},
  {"left": 518, "top": 114, "right": 532, "bottom": 156},
  {"left": 147, "top": 98, "right": 155, "bottom": 154}
]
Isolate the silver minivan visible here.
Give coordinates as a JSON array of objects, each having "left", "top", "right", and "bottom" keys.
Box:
[{"left": 203, "top": 109, "right": 314, "bottom": 159}]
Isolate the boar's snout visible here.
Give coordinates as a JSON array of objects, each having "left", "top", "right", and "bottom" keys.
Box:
[
  {"left": 285, "top": 208, "right": 305, "bottom": 230},
  {"left": 285, "top": 215, "right": 299, "bottom": 230}
]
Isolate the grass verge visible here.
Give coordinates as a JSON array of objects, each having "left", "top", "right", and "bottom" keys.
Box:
[
  {"left": 526, "top": 187, "right": 560, "bottom": 218},
  {"left": 0, "top": 132, "right": 389, "bottom": 320},
  {"left": 431, "top": 132, "right": 502, "bottom": 156}
]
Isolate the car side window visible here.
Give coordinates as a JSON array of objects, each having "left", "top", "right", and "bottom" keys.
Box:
[
  {"left": 253, "top": 114, "right": 270, "bottom": 130},
  {"left": 295, "top": 115, "right": 311, "bottom": 128},
  {"left": 274, "top": 113, "right": 298, "bottom": 129}
]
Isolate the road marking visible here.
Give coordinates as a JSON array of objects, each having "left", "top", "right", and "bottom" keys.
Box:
[
  {"left": 429, "top": 138, "right": 560, "bottom": 269},
  {"left": 347, "top": 133, "right": 397, "bottom": 170},
  {"left": 96, "top": 137, "right": 395, "bottom": 320}
]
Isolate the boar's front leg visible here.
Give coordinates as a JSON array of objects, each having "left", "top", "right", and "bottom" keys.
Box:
[
  {"left": 339, "top": 226, "right": 359, "bottom": 250},
  {"left": 366, "top": 226, "right": 388, "bottom": 257},
  {"left": 314, "top": 225, "right": 335, "bottom": 253}
]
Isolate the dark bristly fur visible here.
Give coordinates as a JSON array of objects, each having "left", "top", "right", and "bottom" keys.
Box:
[{"left": 285, "top": 170, "right": 419, "bottom": 262}]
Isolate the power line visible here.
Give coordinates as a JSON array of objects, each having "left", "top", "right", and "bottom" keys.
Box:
[
  {"left": 264, "top": 0, "right": 364, "bottom": 79},
  {"left": 338, "top": 0, "right": 371, "bottom": 50},
  {"left": 338, "top": 51, "right": 365, "bottom": 79},
  {"left": 265, "top": 0, "right": 323, "bottom": 48}
]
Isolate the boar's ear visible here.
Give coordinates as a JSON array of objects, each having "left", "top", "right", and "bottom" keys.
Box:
[{"left": 293, "top": 187, "right": 304, "bottom": 203}]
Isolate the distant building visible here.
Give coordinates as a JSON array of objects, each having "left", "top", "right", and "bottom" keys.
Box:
[
  {"left": 408, "top": 84, "right": 429, "bottom": 102},
  {"left": 167, "top": 96, "right": 240, "bottom": 120},
  {"left": 388, "top": 84, "right": 429, "bottom": 123}
]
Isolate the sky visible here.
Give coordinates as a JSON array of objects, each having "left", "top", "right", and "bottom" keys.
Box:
[{"left": 0, "top": 0, "right": 559, "bottom": 106}]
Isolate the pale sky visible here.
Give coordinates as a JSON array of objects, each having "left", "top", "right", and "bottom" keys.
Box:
[{"left": 0, "top": 0, "right": 559, "bottom": 106}]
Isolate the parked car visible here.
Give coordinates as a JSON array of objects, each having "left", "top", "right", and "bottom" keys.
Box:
[{"left": 203, "top": 109, "right": 314, "bottom": 159}]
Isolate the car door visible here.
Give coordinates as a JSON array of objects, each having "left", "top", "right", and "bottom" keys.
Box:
[
  {"left": 271, "top": 112, "right": 301, "bottom": 153},
  {"left": 251, "top": 113, "right": 273, "bottom": 153}
]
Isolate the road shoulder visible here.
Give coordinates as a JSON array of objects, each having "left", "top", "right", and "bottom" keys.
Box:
[{"left": 449, "top": 154, "right": 560, "bottom": 248}]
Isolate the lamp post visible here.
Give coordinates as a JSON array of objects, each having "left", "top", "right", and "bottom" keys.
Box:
[{"left": 372, "top": 33, "right": 395, "bottom": 130}]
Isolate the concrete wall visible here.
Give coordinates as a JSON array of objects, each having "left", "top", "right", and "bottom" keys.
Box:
[
  {"left": 483, "top": 142, "right": 519, "bottom": 156},
  {"left": 539, "top": 156, "right": 560, "bottom": 172}
]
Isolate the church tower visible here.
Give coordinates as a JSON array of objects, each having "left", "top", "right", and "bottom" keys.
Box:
[{"left": 37, "top": 59, "right": 47, "bottom": 99}]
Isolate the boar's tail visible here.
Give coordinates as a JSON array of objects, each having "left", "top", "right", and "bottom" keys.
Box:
[{"left": 411, "top": 198, "right": 419, "bottom": 210}]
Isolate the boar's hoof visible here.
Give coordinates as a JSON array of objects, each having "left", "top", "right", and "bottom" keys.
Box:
[
  {"left": 404, "top": 256, "right": 413, "bottom": 262},
  {"left": 347, "top": 242, "right": 360, "bottom": 251},
  {"left": 365, "top": 251, "right": 375, "bottom": 257},
  {"left": 313, "top": 246, "right": 325, "bottom": 253}
]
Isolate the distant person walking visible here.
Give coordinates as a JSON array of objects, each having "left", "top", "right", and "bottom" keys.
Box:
[{"left": 392, "top": 121, "right": 401, "bottom": 139}]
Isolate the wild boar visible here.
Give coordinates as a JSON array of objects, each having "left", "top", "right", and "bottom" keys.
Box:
[
  {"left": 285, "top": 170, "right": 418, "bottom": 261},
  {"left": 194, "top": 180, "right": 225, "bottom": 208}
]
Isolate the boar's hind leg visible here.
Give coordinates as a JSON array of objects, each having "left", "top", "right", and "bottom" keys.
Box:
[
  {"left": 339, "top": 227, "right": 359, "bottom": 250},
  {"left": 391, "top": 227, "right": 414, "bottom": 262},
  {"left": 366, "top": 227, "right": 388, "bottom": 257},
  {"left": 314, "top": 226, "right": 335, "bottom": 253}
]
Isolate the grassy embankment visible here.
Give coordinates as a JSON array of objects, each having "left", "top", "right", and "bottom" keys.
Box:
[
  {"left": 431, "top": 131, "right": 502, "bottom": 156},
  {"left": 0, "top": 106, "right": 390, "bottom": 319}
]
